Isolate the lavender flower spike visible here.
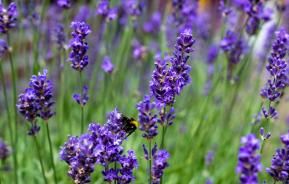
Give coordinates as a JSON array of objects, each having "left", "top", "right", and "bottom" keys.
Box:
[
  {"left": 266, "top": 130, "right": 289, "bottom": 182},
  {"left": 0, "top": 139, "right": 10, "bottom": 160},
  {"left": 57, "top": 0, "right": 71, "bottom": 9},
  {"left": 0, "top": 2, "right": 17, "bottom": 34},
  {"left": 29, "top": 69, "right": 55, "bottom": 120},
  {"left": 236, "top": 134, "right": 261, "bottom": 184},
  {"left": 152, "top": 147, "right": 170, "bottom": 184},
  {"left": 73, "top": 85, "right": 89, "bottom": 106},
  {"left": 69, "top": 21, "right": 91, "bottom": 72},
  {"left": 137, "top": 95, "right": 158, "bottom": 139}
]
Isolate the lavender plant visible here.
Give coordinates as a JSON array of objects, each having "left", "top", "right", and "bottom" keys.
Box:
[{"left": 1, "top": 1, "right": 289, "bottom": 183}]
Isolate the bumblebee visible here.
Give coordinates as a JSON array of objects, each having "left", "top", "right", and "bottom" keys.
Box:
[{"left": 120, "top": 115, "right": 139, "bottom": 137}]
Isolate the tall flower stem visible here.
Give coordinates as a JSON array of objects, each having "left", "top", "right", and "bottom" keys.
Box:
[
  {"left": 6, "top": 33, "right": 18, "bottom": 184},
  {"left": 33, "top": 135, "right": 48, "bottom": 184},
  {"left": 45, "top": 122, "right": 58, "bottom": 184},
  {"left": 79, "top": 71, "right": 84, "bottom": 133},
  {"left": 148, "top": 140, "right": 152, "bottom": 184},
  {"left": 160, "top": 125, "right": 167, "bottom": 149},
  {"left": 0, "top": 60, "right": 17, "bottom": 184}
]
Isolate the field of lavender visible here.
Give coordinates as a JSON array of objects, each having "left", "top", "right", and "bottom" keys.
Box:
[{"left": 2, "top": 0, "right": 289, "bottom": 183}]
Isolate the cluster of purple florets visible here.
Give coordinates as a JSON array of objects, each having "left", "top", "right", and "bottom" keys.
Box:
[
  {"left": 150, "top": 29, "right": 194, "bottom": 106},
  {"left": 69, "top": 21, "right": 91, "bottom": 72},
  {"left": 236, "top": 134, "right": 262, "bottom": 184},
  {"left": 143, "top": 144, "right": 169, "bottom": 184},
  {"left": 260, "top": 29, "right": 289, "bottom": 119},
  {"left": 96, "top": 0, "right": 118, "bottom": 21},
  {"left": 72, "top": 85, "right": 89, "bottom": 107},
  {"left": 220, "top": 30, "right": 247, "bottom": 65},
  {"left": 101, "top": 56, "right": 114, "bottom": 74},
  {"left": 0, "top": 2, "right": 17, "bottom": 34},
  {"left": 60, "top": 109, "right": 138, "bottom": 184},
  {"left": 57, "top": 0, "right": 71, "bottom": 9},
  {"left": 17, "top": 69, "right": 54, "bottom": 135},
  {"left": 0, "top": 139, "right": 10, "bottom": 161},
  {"left": 266, "top": 130, "right": 289, "bottom": 182},
  {"left": 233, "top": 0, "right": 271, "bottom": 35}
]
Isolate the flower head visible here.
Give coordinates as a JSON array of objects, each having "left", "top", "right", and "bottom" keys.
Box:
[
  {"left": 236, "top": 134, "right": 261, "bottom": 184},
  {"left": 57, "top": 0, "right": 71, "bottom": 9},
  {"left": 73, "top": 86, "right": 89, "bottom": 107},
  {"left": 0, "top": 2, "right": 17, "bottom": 34},
  {"left": 137, "top": 95, "right": 158, "bottom": 139},
  {"left": 266, "top": 130, "right": 289, "bottom": 182},
  {"left": 0, "top": 139, "right": 10, "bottom": 160},
  {"left": 101, "top": 56, "right": 114, "bottom": 73},
  {"left": 60, "top": 109, "right": 138, "bottom": 183},
  {"left": 152, "top": 147, "right": 170, "bottom": 184},
  {"left": 29, "top": 69, "right": 54, "bottom": 120},
  {"left": 69, "top": 21, "right": 91, "bottom": 72}
]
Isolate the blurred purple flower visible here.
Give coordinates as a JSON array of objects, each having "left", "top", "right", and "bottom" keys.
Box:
[
  {"left": 0, "top": 2, "right": 17, "bottom": 34},
  {"left": 73, "top": 86, "right": 89, "bottom": 107},
  {"left": 57, "top": 0, "right": 71, "bottom": 9},
  {"left": 0, "top": 139, "right": 10, "bottom": 160},
  {"left": 54, "top": 23, "right": 66, "bottom": 48},
  {"left": 132, "top": 39, "right": 147, "bottom": 61},
  {"left": 143, "top": 11, "right": 161, "bottom": 34},
  {"left": 236, "top": 134, "right": 261, "bottom": 184},
  {"left": 0, "top": 39, "right": 8, "bottom": 57},
  {"left": 101, "top": 56, "right": 114, "bottom": 73}
]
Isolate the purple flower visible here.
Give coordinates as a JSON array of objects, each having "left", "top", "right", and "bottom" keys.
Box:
[
  {"left": 132, "top": 39, "right": 147, "bottom": 61},
  {"left": 152, "top": 147, "right": 169, "bottom": 184},
  {"left": 60, "top": 109, "right": 138, "bottom": 183},
  {"left": 54, "top": 23, "right": 66, "bottom": 48},
  {"left": 71, "top": 21, "right": 91, "bottom": 40},
  {"left": 205, "top": 150, "right": 214, "bottom": 167},
  {"left": 101, "top": 56, "right": 114, "bottom": 73},
  {"left": 69, "top": 21, "right": 91, "bottom": 72},
  {"left": 96, "top": 0, "right": 110, "bottom": 16},
  {"left": 73, "top": 86, "right": 89, "bottom": 106},
  {"left": 0, "top": 39, "right": 8, "bottom": 57},
  {"left": 137, "top": 95, "right": 158, "bottom": 139},
  {"left": 236, "top": 134, "right": 261, "bottom": 184},
  {"left": 57, "top": 0, "right": 71, "bottom": 9},
  {"left": 29, "top": 69, "right": 54, "bottom": 120},
  {"left": 122, "top": 0, "right": 143, "bottom": 17},
  {"left": 150, "top": 30, "right": 194, "bottom": 106},
  {"left": 0, "top": 2, "right": 17, "bottom": 34},
  {"left": 0, "top": 139, "right": 10, "bottom": 160},
  {"left": 260, "top": 29, "right": 289, "bottom": 118},
  {"left": 220, "top": 30, "right": 247, "bottom": 64},
  {"left": 16, "top": 88, "right": 38, "bottom": 122},
  {"left": 143, "top": 11, "right": 161, "bottom": 34},
  {"left": 266, "top": 130, "right": 289, "bottom": 182}
]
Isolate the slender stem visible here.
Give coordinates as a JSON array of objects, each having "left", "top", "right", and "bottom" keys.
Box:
[
  {"left": 33, "top": 135, "right": 48, "bottom": 184},
  {"left": 45, "top": 122, "right": 58, "bottom": 184},
  {"left": 148, "top": 140, "right": 152, "bottom": 184},
  {"left": 160, "top": 125, "right": 167, "bottom": 149},
  {"left": 6, "top": 33, "right": 18, "bottom": 184},
  {"left": 79, "top": 71, "right": 84, "bottom": 133}
]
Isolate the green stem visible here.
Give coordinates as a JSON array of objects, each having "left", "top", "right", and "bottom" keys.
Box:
[
  {"left": 148, "top": 140, "right": 152, "bottom": 184},
  {"left": 160, "top": 125, "right": 167, "bottom": 149},
  {"left": 33, "top": 135, "right": 48, "bottom": 184},
  {"left": 45, "top": 122, "right": 58, "bottom": 184},
  {"left": 6, "top": 33, "right": 18, "bottom": 184},
  {"left": 79, "top": 72, "right": 84, "bottom": 133}
]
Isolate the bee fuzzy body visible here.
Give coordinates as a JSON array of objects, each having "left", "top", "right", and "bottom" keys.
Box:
[{"left": 120, "top": 115, "right": 139, "bottom": 137}]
